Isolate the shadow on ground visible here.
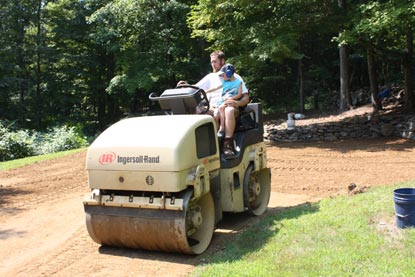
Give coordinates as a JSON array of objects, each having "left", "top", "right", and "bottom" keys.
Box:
[
  {"left": 0, "top": 187, "right": 32, "bottom": 210},
  {"left": 97, "top": 201, "right": 320, "bottom": 267}
]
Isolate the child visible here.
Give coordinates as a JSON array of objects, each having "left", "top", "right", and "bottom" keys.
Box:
[{"left": 206, "top": 63, "right": 242, "bottom": 139}]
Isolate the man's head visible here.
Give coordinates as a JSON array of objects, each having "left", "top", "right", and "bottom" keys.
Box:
[{"left": 210, "top": 50, "right": 226, "bottom": 72}]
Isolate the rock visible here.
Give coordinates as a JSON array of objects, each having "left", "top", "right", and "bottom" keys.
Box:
[
  {"left": 409, "top": 120, "right": 415, "bottom": 132},
  {"left": 324, "top": 134, "right": 337, "bottom": 141},
  {"left": 370, "top": 126, "right": 380, "bottom": 133},
  {"left": 264, "top": 110, "right": 414, "bottom": 143},
  {"left": 380, "top": 123, "right": 394, "bottom": 136},
  {"left": 349, "top": 185, "right": 368, "bottom": 195},
  {"left": 348, "top": 183, "right": 357, "bottom": 192}
]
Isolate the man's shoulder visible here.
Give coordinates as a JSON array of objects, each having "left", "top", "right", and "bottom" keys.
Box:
[
  {"left": 204, "top": 72, "right": 221, "bottom": 83},
  {"left": 207, "top": 72, "right": 218, "bottom": 78},
  {"left": 196, "top": 72, "right": 221, "bottom": 90},
  {"left": 231, "top": 78, "right": 242, "bottom": 86},
  {"left": 199, "top": 72, "right": 217, "bottom": 81},
  {"left": 233, "top": 73, "right": 248, "bottom": 94},
  {"left": 233, "top": 74, "right": 244, "bottom": 86},
  {"left": 234, "top": 73, "right": 243, "bottom": 80}
]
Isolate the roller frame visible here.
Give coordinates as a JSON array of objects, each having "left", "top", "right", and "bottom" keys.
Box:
[{"left": 83, "top": 98, "right": 272, "bottom": 255}]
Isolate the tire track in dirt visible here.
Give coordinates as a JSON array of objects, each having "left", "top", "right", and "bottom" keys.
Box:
[
  {"left": 0, "top": 151, "right": 88, "bottom": 217},
  {"left": 267, "top": 138, "right": 415, "bottom": 197},
  {"left": 12, "top": 227, "right": 95, "bottom": 276},
  {"left": 0, "top": 193, "right": 85, "bottom": 276}
]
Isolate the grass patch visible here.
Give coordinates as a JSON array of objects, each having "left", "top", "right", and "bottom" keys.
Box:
[
  {"left": 193, "top": 182, "right": 415, "bottom": 277},
  {"left": 0, "top": 148, "right": 86, "bottom": 171}
]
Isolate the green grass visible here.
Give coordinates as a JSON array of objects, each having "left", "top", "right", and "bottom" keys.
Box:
[
  {"left": 193, "top": 182, "right": 415, "bottom": 277},
  {"left": 0, "top": 148, "right": 86, "bottom": 171}
]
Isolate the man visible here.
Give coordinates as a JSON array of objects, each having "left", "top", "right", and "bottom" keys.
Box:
[{"left": 178, "top": 50, "right": 250, "bottom": 158}]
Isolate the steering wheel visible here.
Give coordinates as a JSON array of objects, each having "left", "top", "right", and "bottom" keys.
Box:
[{"left": 176, "top": 84, "right": 210, "bottom": 114}]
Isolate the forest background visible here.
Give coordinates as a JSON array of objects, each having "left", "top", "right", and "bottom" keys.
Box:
[{"left": 0, "top": 0, "right": 414, "bottom": 138}]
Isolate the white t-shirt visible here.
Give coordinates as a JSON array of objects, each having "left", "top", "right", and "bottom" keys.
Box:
[{"left": 196, "top": 72, "right": 248, "bottom": 107}]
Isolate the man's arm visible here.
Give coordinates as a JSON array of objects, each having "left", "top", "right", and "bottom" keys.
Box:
[
  {"left": 177, "top": 73, "right": 211, "bottom": 90},
  {"left": 237, "top": 93, "right": 250, "bottom": 107},
  {"left": 224, "top": 92, "right": 249, "bottom": 108},
  {"left": 206, "top": 85, "right": 222, "bottom": 94},
  {"left": 226, "top": 83, "right": 243, "bottom": 101}
]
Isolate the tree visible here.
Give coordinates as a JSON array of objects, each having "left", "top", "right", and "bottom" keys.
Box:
[
  {"left": 189, "top": 0, "right": 342, "bottom": 112},
  {"left": 340, "top": 0, "right": 415, "bottom": 112},
  {"left": 88, "top": 0, "right": 202, "bottom": 122},
  {"left": 44, "top": 0, "right": 112, "bottom": 131},
  {"left": 338, "top": 0, "right": 352, "bottom": 112},
  {"left": 0, "top": 0, "right": 41, "bottom": 124},
  {"left": 1, "top": 0, "right": 412, "bottom": 135}
]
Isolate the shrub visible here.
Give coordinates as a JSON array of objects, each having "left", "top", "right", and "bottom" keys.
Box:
[
  {"left": 0, "top": 122, "right": 36, "bottom": 161},
  {"left": 34, "top": 126, "right": 88, "bottom": 155},
  {"left": 0, "top": 122, "right": 88, "bottom": 161}
]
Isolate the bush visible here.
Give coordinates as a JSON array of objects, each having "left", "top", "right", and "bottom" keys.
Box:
[
  {"left": 0, "top": 123, "right": 36, "bottom": 160},
  {"left": 34, "top": 126, "right": 88, "bottom": 155},
  {"left": 0, "top": 122, "right": 88, "bottom": 161}
]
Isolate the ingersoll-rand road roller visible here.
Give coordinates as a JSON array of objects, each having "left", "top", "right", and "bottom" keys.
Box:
[{"left": 83, "top": 85, "right": 271, "bottom": 254}]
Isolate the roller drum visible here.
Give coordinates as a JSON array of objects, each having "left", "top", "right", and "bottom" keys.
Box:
[{"left": 84, "top": 190, "right": 215, "bottom": 255}]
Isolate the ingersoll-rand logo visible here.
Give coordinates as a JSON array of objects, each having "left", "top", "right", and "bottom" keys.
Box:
[
  {"left": 99, "top": 152, "right": 117, "bottom": 164},
  {"left": 98, "top": 152, "right": 160, "bottom": 165}
]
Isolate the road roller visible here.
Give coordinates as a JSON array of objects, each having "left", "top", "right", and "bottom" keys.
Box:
[{"left": 83, "top": 85, "right": 271, "bottom": 254}]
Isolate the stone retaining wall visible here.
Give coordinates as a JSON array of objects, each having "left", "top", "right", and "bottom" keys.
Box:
[{"left": 264, "top": 113, "right": 415, "bottom": 142}]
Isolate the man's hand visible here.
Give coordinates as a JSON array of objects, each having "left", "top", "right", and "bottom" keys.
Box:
[{"left": 223, "top": 99, "right": 239, "bottom": 108}]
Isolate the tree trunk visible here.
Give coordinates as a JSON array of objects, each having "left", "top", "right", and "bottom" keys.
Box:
[
  {"left": 15, "top": 13, "right": 26, "bottom": 123},
  {"left": 35, "top": 0, "right": 42, "bottom": 128},
  {"left": 17, "top": 47, "right": 25, "bottom": 122},
  {"left": 339, "top": 44, "right": 351, "bottom": 112},
  {"left": 97, "top": 90, "right": 106, "bottom": 131},
  {"left": 404, "top": 28, "right": 414, "bottom": 113},
  {"left": 367, "top": 45, "right": 381, "bottom": 111},
  {"left": 338, "top": 0, "right": 346, "bottom": 8},
  {"left": 106, "top": 53, "right": 117, "bottom": 123},
  {"left": 97, "top": 52, "right": 116, "bottom": 130},
  {"left": 298, "top": 58, "right": 304, "bottom": 113},
  {"left": 338, "top": 0, "right": 350, "bottom": 112}
]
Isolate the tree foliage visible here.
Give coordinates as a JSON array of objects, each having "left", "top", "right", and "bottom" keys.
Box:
[
  {"left": 188, "top": 0, "right": 346, "bottom": 110},
  {"left": 0, "top": 0, "right": 413, "bottom": 136},
  {"left": 337, "top": 0, "right": 415, "bottom": 111}
]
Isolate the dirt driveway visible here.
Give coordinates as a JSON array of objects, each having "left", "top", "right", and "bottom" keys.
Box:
[{"left": 1, "top": 138, "right": 414, "bottom": 276}]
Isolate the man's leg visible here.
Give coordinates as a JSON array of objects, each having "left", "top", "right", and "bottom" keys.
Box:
[
  {"left": 224, "top": 106, "right": 239, "bottom": 138},
  {"left": 213, "top": 108, "right": 220, "bottom": 130},
  {"left": 222, "top": 106, "right": 240, "bottom": 159},
  {"left": 218, "top": 106, "right": 226, "bottom": 132}
]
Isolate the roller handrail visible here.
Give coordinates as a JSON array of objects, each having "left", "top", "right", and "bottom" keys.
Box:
[
  {"left": 148, "top": 85, "right": 206, "bottom": 101},
  {"left": 148, "top": 85, "right": 209, "bottom": 114}
]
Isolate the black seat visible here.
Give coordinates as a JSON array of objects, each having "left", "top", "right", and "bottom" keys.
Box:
[
  {"left": 220, "top": 103, "right": 264, "bottom": 168},
  {"left": 235, "top": 108, "right": 257, "bottom": 132}
]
